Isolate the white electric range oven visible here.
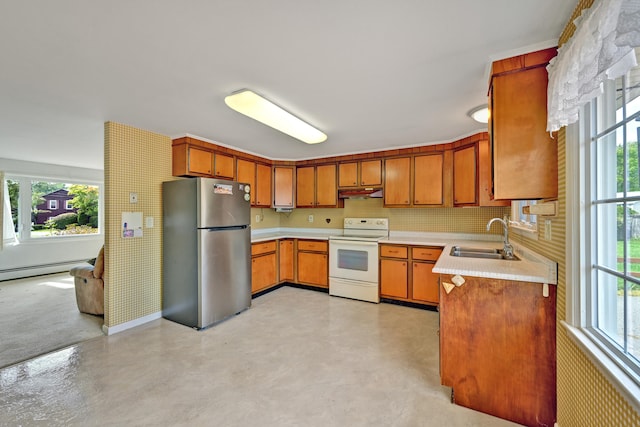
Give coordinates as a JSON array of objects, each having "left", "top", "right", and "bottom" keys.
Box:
[{"left": 329, "top": 218, "right": 389, "bottom": 303}]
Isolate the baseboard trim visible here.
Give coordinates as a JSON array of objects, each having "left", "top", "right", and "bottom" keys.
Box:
[{"left": 102, "top": 311, "right": 162, "bottom": 335}]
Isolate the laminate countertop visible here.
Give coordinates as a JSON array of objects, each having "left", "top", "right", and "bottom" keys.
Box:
[{"left": 251, "top": 228, "right": 557, "bottom": 285}]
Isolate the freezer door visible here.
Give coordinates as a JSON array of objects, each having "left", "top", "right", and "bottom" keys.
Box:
[
  {"left": 199, "top": 226, "right": 251, "bottom": 328},
  {"left": 198, "top": 178, "right": 251, "bottom": 228}
]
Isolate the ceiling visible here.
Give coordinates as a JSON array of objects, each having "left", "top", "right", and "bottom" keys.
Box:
[{"left": 0, "top": 1, "right": 577, "bottom": 171}]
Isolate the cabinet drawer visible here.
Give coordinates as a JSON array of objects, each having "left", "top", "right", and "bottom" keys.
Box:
[
  {"left": 251, "top": 240, "right": 277, "bottom": 255},
  {"left": 412, "top": 247, "right": 443, "bottom": 261},
  {"left": 297, "top": 240, "right": 328, "bottom": 252},
  {"left": 380, "top": 245, "right": 408, "bottom": 259}
]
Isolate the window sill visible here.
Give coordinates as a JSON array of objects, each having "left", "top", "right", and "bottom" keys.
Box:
[
  {"left": 509, "top": 224, "right": 538, "bottom": 240},
  {"left": 561, "top": 321, "right": 640, "bottom": 414}
]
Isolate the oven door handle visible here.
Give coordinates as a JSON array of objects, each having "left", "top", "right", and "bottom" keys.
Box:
[{"left": 330, "top": 240, "right": 380, "bottom": 247}]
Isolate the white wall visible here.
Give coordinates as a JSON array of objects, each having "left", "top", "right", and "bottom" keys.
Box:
[{"left": 0, "top": 158, "right": 104, "bottom": 280}]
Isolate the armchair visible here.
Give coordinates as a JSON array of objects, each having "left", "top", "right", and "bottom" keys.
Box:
[{"left": 69, "top": 246, "right": 104, "bottom": 315}]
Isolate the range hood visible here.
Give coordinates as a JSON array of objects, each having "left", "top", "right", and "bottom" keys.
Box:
[{"left": 338, "top": 188, "right": 383, "bottom": 199}]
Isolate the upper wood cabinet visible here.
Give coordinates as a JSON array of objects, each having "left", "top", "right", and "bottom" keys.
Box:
[
  {"left": 273, "top": 166, "right": 295, "bottom": 208},
  {"left": 255, "top": 163, "right": 272, "bottom": 208},
  {"left": 384, "top": 157, "right": 411, "bottom": 206},
  {"left": 338, "top": 159, "right": 382, "bottom": 188},
  {"left": 452, "top": 144, "right": 477, "bottom": 206},
  {"left": 414, "top": 153, "right": 444, "bottom": 206},
  {"left": 236, "top": 158, "right": 256, "bottom": 204},
  {"left": 173, "top": 144, "right": 213, "bottom": 177},
  {"left": 237, "top": 159, "right": 272, "bottom": 207},
  {"left": 489, "top": 47, "right": 558, "bottom": 200},
  {"left": 296, "top": 164, "right": 339, "bottom": 208},
  {"left": 214, "top": 152, "right": 234, "bottom": 179},
  {"left": 478, "top": 139, "right": 510, "bottom": 207}
]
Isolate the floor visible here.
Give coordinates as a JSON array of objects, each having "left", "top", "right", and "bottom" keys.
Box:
[
  {"left": 0, "top": 272, "right": 104, "bottom": 368},
  {"left": 0, "top": 287, "right": 519, "bottom": 427}
]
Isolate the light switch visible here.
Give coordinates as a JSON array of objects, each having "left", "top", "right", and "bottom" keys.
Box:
[
  {"left": 129, "top": 192, "right": 138, "bottom": 203},
  {"left": 145, "top": 216, "right": 154, "bottom": 228}
]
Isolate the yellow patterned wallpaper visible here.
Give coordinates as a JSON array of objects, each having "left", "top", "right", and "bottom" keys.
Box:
[
  {"left": 104, "top": 122, "right": 173, "bottom": 328},
  {"left": 510, "top": 0, "right": 640, "bottom": 424}
]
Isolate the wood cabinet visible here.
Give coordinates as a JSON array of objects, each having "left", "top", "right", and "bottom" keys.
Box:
[
  {"left": 296, "top": 239, "right": 328, "bottom": 287},
  {"left": 279, "top": 239, "right": 294, "bottom": 282},
  {"left": 255, "top": 163, "right": 272, "bottom": 207},
  {"left": 489, "top": 47, "right": 558, "bottom": 200},
  {"left": 338, "top": 159, "right": 382, "bottom": 188},
  {"left": 251, "top": 241, "right": 278, "bottom": 293},
  {"left": 379, "top": 244, "right": 442, "bottom": 305},
  {"left": 478, "top": 139, "right": 511, "bottom": 206},
  {"left": 439, "top": 275, "right": 556, "bottom": 426},
  {"left": 236, "top": 159, "right": 256, "bottom": 204},
  {"left": 296, "top": 164, "right": 338, "bottom": 208},
  {"left": 213, "top": 152, "right": 234, "bottom": 179},
  {"left": 237, "top": 159, "right": 272, "bottom": 207},
  {"left": 384, "top": 157, "right": 411, "bottom": 206},
  {"left": 173, "top": 144, "right": 213, "bottom": 177},
  {"left": 452, "top": 144, "right": 477, "bottom": 206},
  {"left": 273, "top": 166, "right": 295, "bottom": 208},
  {"left": 413, "top": 153, "right": 444, "bottom": 206}
]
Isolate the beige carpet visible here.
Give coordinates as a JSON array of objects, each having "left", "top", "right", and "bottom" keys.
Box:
[{"left": 0, "top": 272, "right": 104, "bottom": 368}]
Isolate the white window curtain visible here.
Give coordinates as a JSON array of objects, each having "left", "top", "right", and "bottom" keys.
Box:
[
  {"left": 1, "top": 172, "right": 19, "bottom": 250},
  {"left": 547, "top": 0, "right": 640, "bottom": 132}
]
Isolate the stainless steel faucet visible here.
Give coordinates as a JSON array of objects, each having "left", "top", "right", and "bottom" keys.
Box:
[{"left": 487, "top": 216, "right": 515, "bottom": 259}]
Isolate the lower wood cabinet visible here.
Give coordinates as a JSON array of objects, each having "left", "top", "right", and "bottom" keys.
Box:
[
  {"left": 379, "top": 244, "right": 442, "bottom": 305},
  {"left": 279, "top": 239, "right": 294, "bottom": 282},
  {"left": 251, "top": 241, "right": 278, "bottom": 293},
  {"left": 439, "top": 275, "right": 556, "bottom": 426},
  {"left": 296, "top": 240, "right": 328, "bottom": 287}
]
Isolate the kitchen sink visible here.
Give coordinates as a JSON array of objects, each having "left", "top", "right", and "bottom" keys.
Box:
[{"left": 449, "top": 246, "right": 519, "bottom": 261}]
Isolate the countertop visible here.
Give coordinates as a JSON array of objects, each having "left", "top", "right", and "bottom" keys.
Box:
[{"left": 251, "top": 228, "right": 557, "bottom": 285}]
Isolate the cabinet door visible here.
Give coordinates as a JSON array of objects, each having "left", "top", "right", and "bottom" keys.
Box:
[
  {"left": 478, "top": 139, "right": 510, "bottom": 206},
  {"left": 279, "top": 240, "right": 294, "bottom": 282},
  {"left": 255, "top": 163, "right": 272, "bottom": 207},
  {"left": 214, "top": 152, "right": 234, "bottom": 179},
  {"left": 414, "top": 153, "right": 444, "bottom": 205},
  {"left": 384, "top": 157, "right": 411, "bottom": 206},
  {"left": 412, "top": 262, "right": 439, "bottom": 304},
  {"left": 338, "top": 162, "right": 358, "bottom": 187},
  {"left": 188, "top": 146, "right": 213, "bottom": 175},
  {"left": 360, "top": 160, "right": 382, "bottom": 186},
  {"left": 297, "top": 252, "right": 328, "bottom": 287},
  {"left": 296, "top": 166, "right": 315, "bottom": 207},
  {"left": 273, "top": 167, "right": 295, "bottom": 207},
  {"left": 251, "top": 253, "right": 277, "bottom": 293},
  {"left": 236, "top": 159, "right": 256, "bottom": 204},
  {"left": 491, "top": 63, "right": 557, "bottom": 199},
  {"left": 316, "top": 164, "right": 337, "bottom": 206},
  {"left": 453, "top": 144, "right": 477, "bottom": 206},
  {"left": 380, "top": 259, "right": 408, "bottom": 298}
]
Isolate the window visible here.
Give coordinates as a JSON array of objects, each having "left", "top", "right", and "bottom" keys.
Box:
[
  {"left": 4, "top": 176, "right": 101, "bottom": 240},
  {"left": 510, "top": 200, "right": 538, "bottom": 236},
  {"left": 572, "top": 48, "right": 640, "bottom": 390}
]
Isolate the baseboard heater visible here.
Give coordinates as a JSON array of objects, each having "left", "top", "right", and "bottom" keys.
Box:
[{"left": 0, "top": 259, "right": 87, "bottom": 274}]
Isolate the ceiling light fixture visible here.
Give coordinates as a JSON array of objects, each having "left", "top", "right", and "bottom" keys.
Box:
[
  {"left": 224, "top": 89, "right": 327, "bottom": 144},
  {"left": 467, "top": 104, "right": 490, "bottom": 124}
]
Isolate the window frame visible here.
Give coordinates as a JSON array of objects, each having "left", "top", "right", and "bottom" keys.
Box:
[
  {"left": 48, "top": 199, "right": 58, "bottom": 210},
  {"left": 566, "top": 76, "right": 640, "bottom": 411}
]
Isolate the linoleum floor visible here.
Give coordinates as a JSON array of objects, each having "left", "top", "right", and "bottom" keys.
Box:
[{"left": 0, "top": 287, "right": 519, "bottom": 426}]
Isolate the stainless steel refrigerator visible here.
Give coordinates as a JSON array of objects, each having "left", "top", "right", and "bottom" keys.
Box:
[{"left": 162, "top": 177, "right": 251, "bottom": 329}]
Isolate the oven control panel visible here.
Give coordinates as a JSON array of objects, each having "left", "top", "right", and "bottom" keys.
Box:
[{"left": 344, "top": 218, "right": 388, "bottom": 230}]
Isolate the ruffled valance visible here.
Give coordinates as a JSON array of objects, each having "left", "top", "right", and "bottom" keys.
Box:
[{"left": 547, "top": 0, "right": 640, "bottom": 132}]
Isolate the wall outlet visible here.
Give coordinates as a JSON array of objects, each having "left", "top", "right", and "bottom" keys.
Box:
[
  {"left": 129, "top": 192, "right": 138, "bottom": 203},
  {"left": 308, "top": 215, "right": 314, "bottom": 223},
  {"left": 145, "top": 216, "right": 154, "bottom": 228},
  {"left": 255, "top": 215, "right": 261, "bottom": 223}
]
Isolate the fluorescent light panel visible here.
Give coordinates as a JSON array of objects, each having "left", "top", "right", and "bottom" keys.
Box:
[{"left": 225, "top": 90, "right": 327, "bottom": 144}]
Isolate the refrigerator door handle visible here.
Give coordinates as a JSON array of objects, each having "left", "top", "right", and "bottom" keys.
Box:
[{"left": 199, "top": 225, "right": 250, "bottom": 231}]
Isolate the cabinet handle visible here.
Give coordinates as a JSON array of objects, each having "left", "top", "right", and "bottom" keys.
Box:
[{"left": 415, "top": 200, "right": 419, "bottom": 203}]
